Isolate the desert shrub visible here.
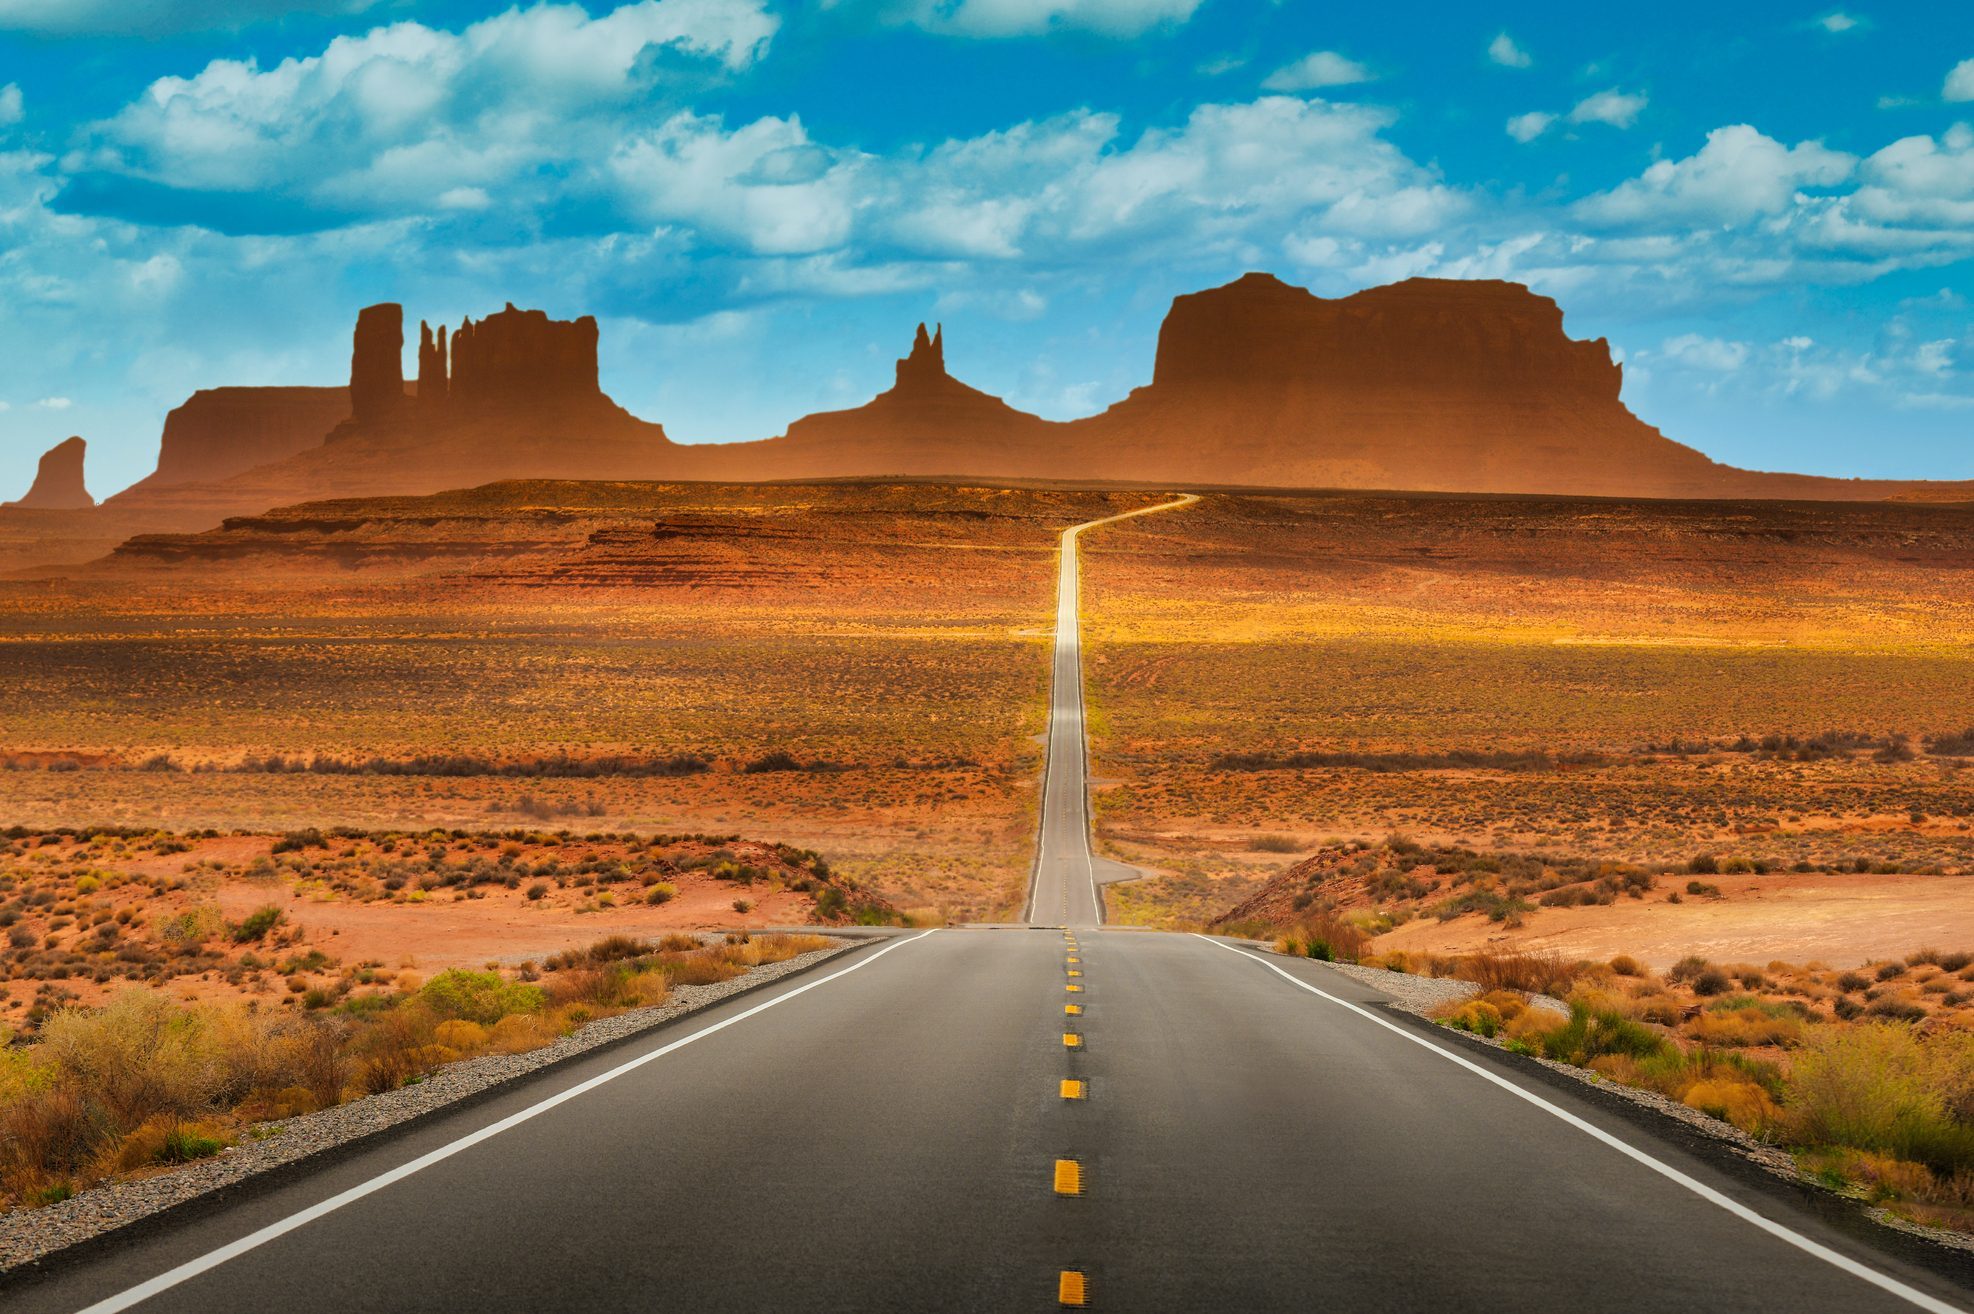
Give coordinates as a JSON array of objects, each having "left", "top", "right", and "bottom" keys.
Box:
[
  {"left": 1524, "top": 1001, "right": 1669, "bottom": 1067},
  {"left": 646, "top": 883, "right": 678, "bottom": 905},
  {"left": 155, "top": 1124, "right": 227, "bottom": 1164},
  {"left": 1786, "top": 1024, "right": 1974, "bottom": 1176},
  {"left": 156, "top": 905, "right": 225, "bottom": 950},
  {"left": 1691, "top": 970, "right": 1732, "bottom": 997},
  {"left": 1608, "top": 955, "right": 1646, "bottom": 978},
  {"left": 1688, "top": 998, "right": 1805, "bottom": 1048},
  {"left": 742, "top": 752, "right": 804, "bottom": 774},
  {"left": 1456, "top": 949, "right": 1577, "bottom": 997},
  {"left": 1276, "top": 912, "right": 1367, "bottom": 964},
  {"left": 230, "top": 905, "right": 284, "bottom": 943},
  {"left": 1251, "top": 834, "right": 1302, "bottom": 854},
  {"left": 417, "top": 970, "right": 545, "bottom": 1025}
]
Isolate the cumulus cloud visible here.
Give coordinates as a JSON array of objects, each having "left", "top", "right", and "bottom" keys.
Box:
[
  {"left": 0, "top": 0, "right": 380, "bottom": 36},
  {"left": 1813, "top": 11, "right": 1861, "bottom": 33},
  {"left": 1947, "top": 58, "right": 1974, "bottom": 102},
  {"left": 1659, "top": 332, "right": 1748, "bottom": 371},
  {"left": 1487, "top": 32, "right": 1531, "bottom": 68},
  {"left": 1575, "top": 124, "right": 1854, "bottom": 227},
  {"left": 1261, "top": 51, "right": 1374, "bottom": 93},
  {"left": 0, "top": 83, "right": 20, "bottom": 127},
  {"left": 1569, "top": 88, "right": 1648, "bottom": 129},
  {"left": 1847, "top": 124, "right": 1974, "bottom": 228},
  {"left": 61, "top": 0, "right": 781, "bottom": 231},
  {"left": 891, "top": 0, "right": 1202, "bottom": 37},
  {"left": 1505, "top": 111, "right": 1553, "bottom": 143}
]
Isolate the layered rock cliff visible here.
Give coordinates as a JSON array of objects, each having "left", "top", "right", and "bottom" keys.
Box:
[
  {"left": 139, "top": 387, "right": 350, "bottom": 488},
  {"left": 108, "top": 302, "right": 672, "bottom": 521},
  {"left": 1067, "top": 273, "right": 1739, "bottom": 497},
  {"left": 7, "top": 436, "right": 93, "bottom": 509}
]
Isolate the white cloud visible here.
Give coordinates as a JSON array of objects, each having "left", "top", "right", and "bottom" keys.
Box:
[
  {"left": 1505, "top": 111, "right": 1553, "bottom": 143},
  {"left": 1487, "top": 32, "right": 1531, "bottom": 69},
  {"left": 0, "top": 0, "right": 380, "bottom": 36},
  {"left": 1915, "top": 339, "right": 1956, "bottom": 375},
  {"left": 1261, "top": 51, "right": 1374, "bottom": 93},
  {"left": 610, "top": 113, "right": 860, "bottom": 255},
  {"left": 1846, "top": 123, "right": 1974, "bottom": 228},
  {"left": 1569, "top": 88, "right": 1648, "bottom": 129},
  {"left": 73, "top": 1, "right": 781, "bottom": 215},
  {"left": 884, "top": 97, "right": 1461, "bottom": 257},
  {"left": 34, "top": 395, "right": 71, "bottom": 408},
  {"left": 0, "top": 84, "right": 20, "bottom": 128},
  {"left": 1947, "top": 58, "right": 1974, "bottom": 102},
  {"left": 1576, "top": 124, "right": 1855, "bottom": 227},
  {"left": 1814, "top": 11, "right": 1860, "bottom": 33},
  {"left": 1659, "top": 332, "right": 1749, "bottom": 371},
  {"left": 893, "top": 0, "right": 1201, "bottom": 37}
]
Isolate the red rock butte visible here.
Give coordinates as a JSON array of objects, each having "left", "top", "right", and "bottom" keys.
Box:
[
  {"left": 6, "top": 436, "right": 93, "bottom": 510},
  {"left": 38, "top": 272, "right": 1974, "bottom": 545}
]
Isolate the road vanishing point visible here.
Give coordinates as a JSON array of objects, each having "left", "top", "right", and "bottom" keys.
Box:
[{"left": 10, "top": 494, "right": 1974, "bottom": 1313}]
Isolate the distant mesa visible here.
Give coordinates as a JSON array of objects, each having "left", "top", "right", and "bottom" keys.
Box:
[
  {"left": 6, "top": 436, "right": 93, "bottom": 510},
  {"left": 139, "top": 387, "right": 352, "bottom": 489},
  {"left": 13, "top": 272, "right": 1973, "bottom": 573}
]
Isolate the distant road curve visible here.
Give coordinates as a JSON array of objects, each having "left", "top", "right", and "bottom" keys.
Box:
[{"left": 1025, "top": 493, "right": 1199, "bottom": 928}]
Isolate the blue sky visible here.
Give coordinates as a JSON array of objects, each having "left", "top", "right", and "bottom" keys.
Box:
[{"left": 2, "top": 0, "right": 1973, "bottom": 497}]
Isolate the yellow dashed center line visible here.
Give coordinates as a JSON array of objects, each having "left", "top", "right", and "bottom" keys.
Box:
[
  {"left": 1066, "top": 956, "right": 1080, "bottom": 964},
  {"left": 1065, "top": 983, "right": 1083, "bottom": 993},
  {"left": 1063, "top": 1032, "right": 1082, "bottom": 1048},
  {"left": 1060, "top": 1079, "right": 1086, "bottom": 1100},
  {"left": 1058, "top": 1270, "right": 1088, "bottom": 1306},
  {"left": 1065, "top": 1003, "right": 1083, "bottom": 1016},
  {"left": 1067, "top": 969, "right": 1082, "bottom": 978},
  {"left": 1053, "top": 1159, "right": 1083, "bottom": 1196}
]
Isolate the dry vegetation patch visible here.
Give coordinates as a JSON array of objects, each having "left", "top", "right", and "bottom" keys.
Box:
[
  {"left": 1080, "top": 491, "right": 1974, "bottom": 931},
  {"left": 0, "top": 825, "right": 895, "bottom": 1029},
  {"left": 0, "top": 929, "right": 832, "bottom": 1211}
]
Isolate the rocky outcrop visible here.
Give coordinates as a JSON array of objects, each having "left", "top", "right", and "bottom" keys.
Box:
[
  {"left": 444, "top": 304, "right": 606, "bottom": 413},
  {"left": 7, "top": 436, "right": 93, "bottom": 509},
  {"left": 1065, "top": 273, "right": 1738, "bottom": 497},
  {"left": 140, "top": 387, "right": 350, "bottom": 488},
  {"left": 417, "top": 322, "right": 449, "bottom": 408},
  {"left": 896, "top": 322, "right": 945, "bottom": 390},
  {"left": 682, "top": 323, "right": 1057, "bottom": 482},
  {"left": 349, "top": 303, "right": 408, "bottom": 427}
]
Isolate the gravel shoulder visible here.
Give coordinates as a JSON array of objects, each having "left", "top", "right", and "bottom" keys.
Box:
[
  {"left": 0, "top": 939, "right": 859, "bottom": 1275},
  {"left": 1329, "top": 955, "right": 1974, "bottom": 1259}
]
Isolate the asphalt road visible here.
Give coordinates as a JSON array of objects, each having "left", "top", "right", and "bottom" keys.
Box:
[
  {"left": 11, "top": 489, "right": 1974, "bottom": 1311},
  {"left": 1025, "top": 495, "right": 1197, "bottom": 928},
  {"left": 12, "top": 930, "right": 1973, "bottom": 1312}
]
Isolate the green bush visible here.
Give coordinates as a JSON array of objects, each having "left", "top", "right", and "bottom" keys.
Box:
[
  {"left": 156, "top": 1127, "right": 225, "bottom": 1164},
  {"left": 418, "top": 970, "right": 545, "bottom": 1025},
  {"left": 231, "top": 905, "right": 284, "bottom": 943},
  {"left": 1532, "top": 1003, "right": 1669, "bottom": 1067}
]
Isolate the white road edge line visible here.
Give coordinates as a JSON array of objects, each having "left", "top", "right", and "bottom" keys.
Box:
[
  {"left": 76, "top": 930, "right": 940, "bottom": 1314},
  {"left": 1192, "top": 933, "right": 1966, "bottom": 1314}
]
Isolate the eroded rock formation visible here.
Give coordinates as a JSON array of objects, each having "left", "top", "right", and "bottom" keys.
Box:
[
  {"left": 1066, "top": 273, "right": 1731, "bottom": 497},
  {"left": 417, "top": 322, "right": 449, "bottom": 408},
  {"left": 7, "top": 436, "right": 93, "bottom": 509},
  {"left": 349, "top": 303, "right": 407, "bottom": 426},
  {"left": 143, "top": 387, "right": 350, "bottom": 487},
  {"left": 445, "top": 304, "right": 606, "bottom": 413}
]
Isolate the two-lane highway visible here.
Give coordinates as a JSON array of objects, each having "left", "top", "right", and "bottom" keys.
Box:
[
  {"left": 9, "top": 490, "right": 1974, "bottom": 1312},
  {"left": 1025, "top": 495, "right": 1197, "bottom": 928}
]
